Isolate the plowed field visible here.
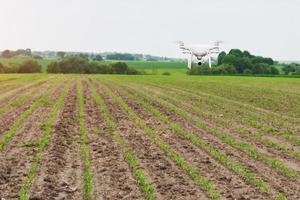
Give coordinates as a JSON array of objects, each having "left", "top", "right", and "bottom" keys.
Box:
[{"left": 1, "top": 74, "right": 300, "bottom": 200}]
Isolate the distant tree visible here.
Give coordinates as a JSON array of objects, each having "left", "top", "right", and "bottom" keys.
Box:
[
  {"left": 282, "top": 64, "right": 296, "bottom": 75},
  {"left": 243, "top": 68, "right": 252, "bottom": 74},
  {"left": 1, "top": 50, "right": 14, "bottom": 58},
  {"left": 93, "top": 55, "right": 103, "bottom": 61},
  {"left": 47, "top": 62, "right": 60, "bottom": 73},
  {"left": 111, "top": 62, "right": 129, "bottom": 74},
  {"left": 269, "top": 66, "right": 279, "bottom": 75},
  {"left": 293, "top": 68, "right": 300, "bottom": 75},
  {"left": 0, "top": 63, "right": 5, "bottom": 73},
  {"left": 106, "top": 53, "right": 135, "bottom": 60},
  {"left": 229, "top": 49, "right": 243, "bottom": 57},
  {"left": 18, "top": 60, "right": 41, "bottom": 73},
  {"left": 57, "top": 51, "right": 66, "bottom": 59},
  {"left": 217, "top": 51, "right": 226, "bottom": 65},
  {"left": 25, "top": 48, "right": 32, "bottom": 56}
]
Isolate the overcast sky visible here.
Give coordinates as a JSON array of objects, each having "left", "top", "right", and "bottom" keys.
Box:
[{"left": 0, "top": 0, "right": 299, "bottom": 60}]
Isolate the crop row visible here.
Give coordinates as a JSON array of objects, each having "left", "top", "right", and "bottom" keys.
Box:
[
  {"left": 77, "top": 80, "right": 94, "bottom": 199},
  {"left": 87, "top": 80, "right": 155, "bottom": 199},
  {"left": 134, "top": 79, "right": 300, "bottom": 132},
  {"left": 158, "top": 83, "right": 300, "bottom": 131},
  {"left": 98, "top": 81, "right": 221, "bottom": 199},
  {"left": 115, "top": 81, "right": 298, "bottom": 178},
  {"left": 0, "top": 78, "right": 49, "bottom": 103},
  {"left": 0, "top": 82, "right": 61, "bottom": 150},
  {"left": 18, "top": 81, "right": 71, "bottom": 199},
  {"left": 0, "top": 80, "right": 51, "bottom": 115},
  {"left": 129, "top": 83, "right": 300, "bottom": 160},
  {"left": 151, "top": 84, "right": 300, "bottom": 145}
]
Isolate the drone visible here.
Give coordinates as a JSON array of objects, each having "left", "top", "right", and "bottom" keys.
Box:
[{"left": 178, "top": 41, "right": 222, "bottom": 69}]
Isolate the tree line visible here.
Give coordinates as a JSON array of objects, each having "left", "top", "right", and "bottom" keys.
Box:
[
  {"left": 0, "top": 60, "right": 41, "bottom": 73},
  {"left": 190, "top": 49, "right": 281, "bottom": 75},
  {"left": 47, "top": 56, "right": 141, "bottom": 74}
]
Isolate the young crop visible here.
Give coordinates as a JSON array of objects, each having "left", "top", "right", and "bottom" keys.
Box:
[
  {"left": 132, "top": 83, "right": 300, "bottom": 160},
  {"left": 98, "top": 82, "right": 221, "bottom": 200},
  {"left": 0, "top": 83, "right": 60, "bottom": 151},
  {"left": 104, "top": 82, "right": 276, "bottom": 194},
  {"left": 77, "top": 80, "right": 94, "bottom": 199},
  {"left": 0, "top": 80, "right": 52, "bottom": 115},
  {"left": 115, "top": 82, "right": 298, "bottom": 178},
  {"left": 18, "top": 81, "right": 71, "bottom": 200},
  {"left": 87, "top": 80, "right": 155, "bottom": 200}
]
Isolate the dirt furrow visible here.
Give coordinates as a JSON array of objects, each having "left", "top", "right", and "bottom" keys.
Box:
[
  {"left": 0, "top": 83, "right": 63, "bottom": 199},
  {"left": 29, "top": 82, "right": 83, "bottom": 200},
  {"left": 95, "top": 82, "right": 209, "bottom": 200},
  {"left": 0, "top": 80, "right": 47, "bottom": 105},
  {"left": 82, "top": 81, "right": 144, "bottom": 199},
  {"left": 121, "top": 85, "right": 300, "bottom": 199},
  {"left": 106, "top": 83, "right": 273, "bottom": 200},
  {"left": 0, "top": 85, "right": 54, "bottom": 137},
  {"left": 0, "top": 81, "right": 49, "bottom": 110},
  {"left": 134, "top": 84, "right": 300, "bottom": 166}
]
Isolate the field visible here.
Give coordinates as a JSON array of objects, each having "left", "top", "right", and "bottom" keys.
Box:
[{"left": 0, "top": 73, "right": 300, "bottom": 199}]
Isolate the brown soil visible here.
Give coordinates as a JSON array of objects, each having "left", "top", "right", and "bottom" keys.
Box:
[
  {"left": 82, "top": 81, "right": 144, "bottom": 199},
  {"left": 0, "top": 83, "right": 61, "bottom": 137},
  {"left": 0, "top": 84, "right": 63, "bottom": 199},
  {"left": 107, "top": 83, "right": 274, "bottom": 200},
  {"left": 0, "top": 80, "right": 47, "bottom": 105},
  {"left": 95, "top": 82, "right": 209, "bottom": 200},
  {"left": 120, "top": 85, "right": 300, "bottom": 199},
  {"left": 29, "top": 82, "right": 83, "bottom": 200}
]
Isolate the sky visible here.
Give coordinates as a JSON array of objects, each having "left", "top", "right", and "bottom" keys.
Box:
[{"left": 0, "top": 0, "right": 299, "bottom": 60}]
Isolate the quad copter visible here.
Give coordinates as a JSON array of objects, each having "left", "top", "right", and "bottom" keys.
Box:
[{"left": 178, "top": 41, "right": 222, "bottom": 69}]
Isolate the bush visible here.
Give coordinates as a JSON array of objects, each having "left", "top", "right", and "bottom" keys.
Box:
[
  {"left": 0, "top": 63, "right": 5, "bottom": 73},
  {"left": 18, "top": 60, "right": 41, "bottom": 73},
  {"left": 111, "top": 62, "right": 128, "bottom": 74},
  {"left": 127, "top": 67, "right": 140, "bottom": 75},
  {"left": 162, "top": 71, "right": 171, "bottom": 75},
  {"left": 243, "top": 69, "right": 252, "bottom": 74}
]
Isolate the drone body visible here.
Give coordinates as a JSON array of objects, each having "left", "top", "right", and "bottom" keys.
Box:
[{"left": 178, "top": 41, "right": 221, "bottom": 69}]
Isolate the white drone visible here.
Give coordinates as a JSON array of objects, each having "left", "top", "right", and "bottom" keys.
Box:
[{"left": 178, "top": 41, "right": 222, "bottom": 69}]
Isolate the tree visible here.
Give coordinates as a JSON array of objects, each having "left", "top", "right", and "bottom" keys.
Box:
[
  {"left": 93, "top": 55, "right": 103, "bottom": 61},
  {"left": 0, "top": 63, "right": 5, "bottom": 73},
  {"left": 1, "top": 50, "right": 14, "bottom": 58},
  {"left": 282, "top": 64, "right": 296, "bottom": 75},
  {"left": 18, "top": 60, "right": 42, "bottom": 73},
  {"left": 57, "top": 51, "right": 66, "bottom": 59},
  {"left": 111, "top": 62, "right": 129, "bottom": 74},
  {"left": 217, "top": 51, "right": 226, "bottom": 65}
]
